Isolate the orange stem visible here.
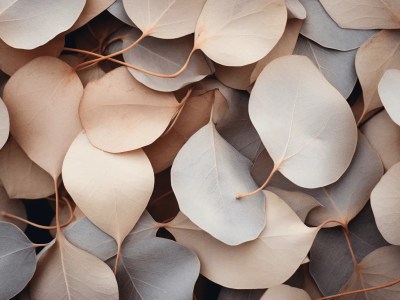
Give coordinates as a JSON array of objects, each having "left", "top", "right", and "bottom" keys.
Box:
[
  {"left": 342, "top": 225, "right": 358, "bottom": 268},
  {"left": 114, "top": 242, "right": 122, "bottom": 275},
  {"left": 162, "top": 89, "right": 192, "bottom": 136}
]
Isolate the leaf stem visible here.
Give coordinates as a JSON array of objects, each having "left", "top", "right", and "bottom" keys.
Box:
[
  {"left": 32, "top": 243, "right": 50, "bottom": 248},
  {"left": 342, "top": 224, "right": 358, "bottom": 268},
  {"left": 162, "top": 89, "right": 192, "bottom": 136},
  {"left": 317, "top": 278, "right": 400, "bottom": 300},
  {"left": 236, "top": 164, "right": 279, "bottom": 199},
  {"left": 114, "top": 242, "right": 122, "bottom": 275}
]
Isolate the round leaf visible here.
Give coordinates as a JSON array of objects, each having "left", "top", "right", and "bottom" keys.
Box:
[
  {"left": 0, "top": 97, "right": 9, "bottom": 149},
  {"left": 0, "top": 187, "right": 27, "bottom": 230},
  {"left": 261, "top": 285, "right": 311, "bottom": 300},
  {"left": 379, "top": 69, "right": 400, "bottom": 125}
]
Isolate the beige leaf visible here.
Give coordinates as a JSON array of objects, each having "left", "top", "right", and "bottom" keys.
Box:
[
  {"left": 62, "top": 132, "right": 154, "bottom": 245},
  {"left": 379, "top": 69, "right": 400, "bottom": 125},
  {"left": 108, "top": 0, "right": 135, "bottom": 26},
  {"left": 0, "top": 0, "right": 86, "bottom": 49},
  {"left": 0, "top": 137, "right": 54, "bottom": 199},
  {"left": 0, "top": 97, "right": 9, "bottom": 149},
  {"left": 0, "top": 187, "right": 27, "bottom": 231},
  {"left": 356, "top": 30, "right": 400, "bottom": 123},
  {"left": 285, "top": 0, "right": 306, "bottom": 19},
  {"left": 339, "top": 246, "right": 400, "bottom": 299},
  {"left": 123, "top": 0, "right": 206, "bottom": 38},
  {"left": 261, "top": 285, "right": 311, "bottom": 300},
  {"left": 194, "top": 0, "right": 287, "bottom": 66},
  {"left": 80, "top": 66, "right": 179, "bottom": 153},
  {"left": 249, "top": 55, "right": 357, "bottom": 188},
  {"left": 320, "top": 0, "right": 400, "bottom": 30},
  {"left": 3, "top": 56, "right": 83, "bottom": 179},
  {"left": 0, "top": 36, "right": 64, "bottom": 75},
  {"left": 167, "top": 191, "right": 319, "bottom": 288},
  {"left": 371, "top": 162, "right": 400, "bottom": 246},
  {"left": 69, "top": 0, "right": 116, "bottom": 31},
  {"left": 29, "top": 234, "right": 119, "bottom": 299}
]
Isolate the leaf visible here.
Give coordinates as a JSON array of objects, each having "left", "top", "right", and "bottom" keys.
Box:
[
  {"left": 0, "top": 0, "right": 86, "bottom": 49},
  {"left": 249, "top": 55, "right": 357, "bottom": 188},
  {"left": 356, "top": 30, "right": 400, "bottom": 123},
  {"left": 108, "top": 0, "right": 135, "bottom": 26},
  {"left": 69, "top": 0, "right": 116, "bottom": 31},
  {"left": 379, "top": 69, "right": 400, "bottom": 125},
  {"left": 261, "top": 285, "right": 311, "bottom": 300},
  {"left": 0, "top": 222, "right": 36, "bottom": 300},
  {"left": 122, "top": 0, "right": 206, "bottom": 38},
  {"left": 0, "top": 137, "right": 54, "bottom": 199},
  {"left": 110, "top": 237, "right": 200, "bottom": 300},
  {"left": 29, "top": 233, "right": 119, "bottom": 299},
  {"left": 167, "top": 190, "right": 319, "bottom": 288},
  {"left": 285, "top": 0, "right": 306, "bottom": 19},
  {"left": 304, "top": 132, "right": 383, "bottom": 227},
  {"left": 80, "top": 66, "right": 180, "bottom": 153},
  {"left": 298, "top": 0, "right": 377, "bottom": 51},
  {"left": 0, "top": 187, "right": 27, "bottom": 230},
  {"left": 218, "top": 288, "right": 266, "bottom": 300},
  {"left": 339, "top": 246, "right": 400, "bottom": 299},
  {"left": 123, "top": 28, "right": 214, "bottom": 92},
  {"left": 371, "top": 162, "right": 400, "bottom": 246},
  {"left": 293, "top": 35, "right": 357, "bottom": 98},
  {"left": 171, "top": 121, "right": 265, "bottom": 245},
  {"left": 361, "top": 111, "right": 400, "bottom": 171},
  {"left": 3, "top": 56, "right": 83, "bottom": 179},
  {"left": 0, "top": 36, "right": 64, "bottom": 75},
  {"left": 320, "top": 0, "right": 400, "bottom": 30},
  {"left": 194, "top": 0, "right": 287, "bottom": 66},
  {"left": 310, "top": 203, "right": 389, "bottom": 296},
  {"left": 0, "top": 97, "right": 9, "bottom": 149},
  {"left": 62, "top": 132, "right": 154, "bottom": 246},
  {"left": 144, "top": 90, "right": 226, "bottom": 173}
]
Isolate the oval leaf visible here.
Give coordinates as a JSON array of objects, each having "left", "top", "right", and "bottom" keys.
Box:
[
  {"left": 0, "top": 97, "right": 9, "bottom": 149},
  {"left": 249, "top": 55, "right": 357, "bottom": 188},
  {"left": 261, "top": 285, "right": 311, "bottom": 300},
  {"left": 3, "top": 56, "right": 83, "bottom": 179},
  {"left": 379, "top": 69, "right": 400, "bottom": 125},
  {"left": 80, "top": 66, "right": 179, "bottom": 153},
  {"left": 171, "top": 121, "right": 266, "bottom": 245},
  {"left": 0, "top": 187, "right": 27, "bottom": 230}
]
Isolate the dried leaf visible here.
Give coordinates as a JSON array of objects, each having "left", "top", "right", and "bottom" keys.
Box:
[
  {"left": 0, "top": 97, "right": 9, "bottom": 149},
  {"left": 108, "top": 0, "right": 135, "bottom": 26},
  {"left": 123, "top": 0, "right": 206, "bottom": 38},
  {"left": 285, "top": 0, "right": 306, "bottom": 19},
  {"left": 80, "top": 66, "right": 179, "bottom": 153},
  {"left": 0, "top": 0, "right": 86, "bottom": 49},
  {"left": 167, "top": 191, "right": 319, "bottom": 288},
  {"left": 194, "top": 0, "right": 287, "bottom": 66},
  {"left": 29, "top": 234, "right": 119, "bottom": 299},
  {"left": 371, "top": 162, "right": 400, "bottom": 246},
  {"left": 62, "top": 132, "right": 154, "bottom": 245},
  {"left": 0, "top": 222, "right": 36, "bottom": 300},
  {"left": 171, "top": 121, "right": 265, "bottom": 245},
  {"left": 0, "top": 187, "right": 27, "bottom": 230},
  {"left": 379, "top": 69, "right": 400, "bottom": 125},
  {"left": 3, "top": 56, "right": 83, "bottom": 179},
  {"left": 69, "top": 0, "right": 116, "bottom": 31},
  {"left": 249, "top": 55, "right": 357, "bottom": 188},
  {"left": 0, "top": 137, "right": 54, "bottom": 199},
  {"left": 218, "top": 288, "right": 265, "bottom": 300},
  {"left": 261, "top": 285, "right": 311, "bottom": 300},
  {"left": 320, "top": 0, "right": 400, "bottom": 30}
]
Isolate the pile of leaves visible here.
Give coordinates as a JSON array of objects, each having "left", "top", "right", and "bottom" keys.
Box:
[{"left": 1, "top": 0, "right": 400, "bottom": 299}]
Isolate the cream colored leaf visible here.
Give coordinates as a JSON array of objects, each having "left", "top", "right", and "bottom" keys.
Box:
[
  {"left": 167, "top": 191, "right": 319, "bottom": 288},
  {"left": 0, "top": 187, "right": 27, "bottom": 230},
  {"left": 171, "top": 121, "right": 265, "bottom": 245},
  {"left": 69, "top": 0, "right": 116, "bottom": 31},
  {"left": 379, "top": 69, "right": 400, "bottom": 125},
  {"left": 249, "top": 55, "right": 357, "bottom": 188},
  {"left": 123, "top": 0, "right": 206, "bottom": 38},
  {"left": 320, "top": 0, "right": 400, "bottom": 30},
  {"left": 3, "top": 56, "right": 83, "bottom": 179},
  {"left": 261, "top": 285, "right": 311, "bottom": 300},
  {"left": 0, "top": 97, "right": 9, "bottom": 149},
  {"left": 80, "top": 66, "right": 179, "bottom": 153},
  {"left": 285, "top": 0, "right": 306, "bottom": 19},
  {"left": 0, "top": 137, "right": 54, "bottom": 199},
  {"left": 0, "top": 0, "right": 86, "bottom": 49},
  {"left": 29, "top": 234, "right": 119, "bottom": 300},
  {"left": 371, "top": 162, "right": 400, "bottom": 246},
  {"left": 0, "top": 36, "right": 64, "bottom": 75},
  {"left": 123, "top": 28, "right": 213, "bottom": 92},
  {"left": 194, "top": 0, "right": 287, "bottom": 66},
  {"left": 339, "top": 246, "right": 400, "bottom": 299},
  {"left": 356, "top": 30, "right": 400, "bottom": 123},
  {"left": 62, "top": 132, "right": 154, "bottom": 245},
  {"left": 299, "top": 0, "right": 376, "bottom": 51}
]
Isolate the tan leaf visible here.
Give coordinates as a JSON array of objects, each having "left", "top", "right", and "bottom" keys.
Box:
[
  {"left": 285, "top": 0, "right": 306, "bottom": 19},
  {"left": 379, "top": 69, "right": 400, "bottom": 125},
  {"left": 0, "top": 0, "right": 86, "bottom": 49},
  {"left": 69, "top": 0, "right": 116, "bottom": 31},
  {"left": 80, "top": 66, "right": 179, "bottom": 153},
  {"left": 194, "top": 0, "right": 287, "bottom": 66},
  {"left": 0, "top": 137, "right": 54, "bottom": 199},
  {"left": 320, "top": 0, "right": 400, "bottom": 30},
  {"left": 167, "top": 191, "right": 319, "bottom": 288},
  {"left": 0, "top": 97, "right": 9, "bottom": 149},
  {"left": 62, "top": 132, "right": 154, "bottom": 246},
  {"left": 0, "top": 187, "right": 27, "bottom": 231},
  {"left": 29, "top": 234, "right": 119, "bottom": 299},
  {"left": 261, "top": 285, "right": 311, "bottom": 300},
  {"left": 3, "top": 56, "right": 83, "bottom": 179},
  {"left": 249, "top": 55, "right": 357, "bottom": 188}
]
